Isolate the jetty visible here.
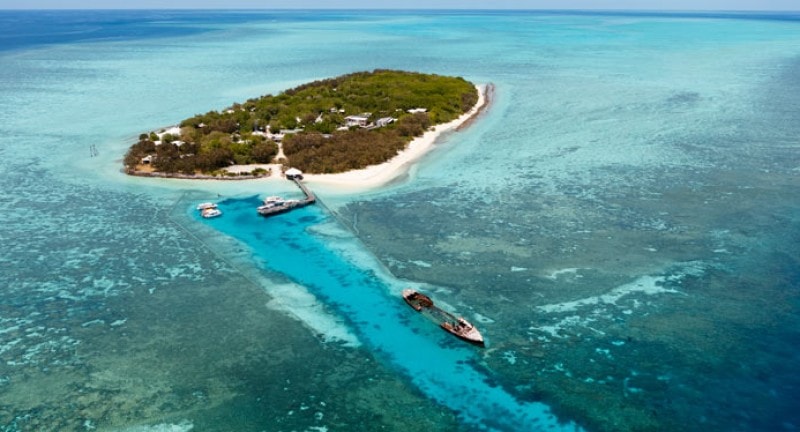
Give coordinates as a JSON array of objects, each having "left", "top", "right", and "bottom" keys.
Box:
[{"left": 257, "top": 177, "right": 316, "bottom": 217}]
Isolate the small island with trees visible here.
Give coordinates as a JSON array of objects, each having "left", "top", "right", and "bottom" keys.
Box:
[{"left": 124, "top": 70, "right": 480, "bottom": 178}]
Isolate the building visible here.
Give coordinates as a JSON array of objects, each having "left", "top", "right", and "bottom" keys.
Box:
[
  {"left": 285, "top": 167, "right": 304, "bottom": 180},
  {"left": 344, "top": 113, "right": 371, "bottom": 128},
  {"left": 376, "top": 117, "right": 396, "bottom": 127},
  {"left": 407, "top": 108, "right": 427, "bottom": 114}
]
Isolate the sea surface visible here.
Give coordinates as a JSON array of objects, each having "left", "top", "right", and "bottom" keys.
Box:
[{"left": 1, "top": 9, "right": 799, "bottom": 432}]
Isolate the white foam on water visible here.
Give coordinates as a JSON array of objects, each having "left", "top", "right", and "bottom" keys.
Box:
[
  {"left": 263, "top": 282, "right": 361, "bottom": 348},
  {"left": 81, "top": 319, "right": 105, "bottom": 328},
  {"left": 114, "top": 420, "right": 194, "bottom": 432},
  {"left": 537, "top": 275, "right": 679, "bottom": 314},
  {"left": 0, "top": 338, "right": 22, "bottom": 356},
  {"left": 545, "top": 268, "right": 584, "bottom": 280},
  {"left": 110, "top": 318, "right": 128, "bottom": 327},
  {"left": 0, "top": 325, "right": 20, "bottom": 335},
  {"left": 530, "top": 315, "right": 592, "bottom": 339},
  {"left": 666, "top": 260, "right": 708, "bottom": 280},
  {"left": 532, "top": 263, "right": 708, "bottom": 337},
  {"left": 595, "top": 348, "right": 613, "bottom": 359}
]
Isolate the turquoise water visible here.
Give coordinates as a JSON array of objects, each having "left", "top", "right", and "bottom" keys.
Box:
[
  {"left": 1, "top": 10, "right": 799, "bottom": 432},
  {"left": 199, "top": 197, "right": 574, "bottom": 431}
]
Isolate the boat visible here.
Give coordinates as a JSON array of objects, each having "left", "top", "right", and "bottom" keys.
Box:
[
  {"left": 257, "top": 196, "right": 304, "bottom": 216},
  {"left": 258, "top": 199, "right": 298, "bottom": 211},
  {"left": 401, "top": 288, "right": 485, "bottom": 346},
  {"left": 196, "top": 202, "right": 217, "bottom": 210},
  {"left": 256, "top": 178, "right": 316, "bottom": 218},
  {"left": 441, "top": 317, "right": 484, "bottom": 346},
  {"left": 257, "top": 202, "right": 279, "bottom": 211},
  {"left": 258, "top": 196, "right": 281, "bottom": 210},
  {"left": 257, "top": 196, "right": 300, "bottom": 211},
  {"left": 201, "top": 208, "right": 222, "bottom": 218},
  {"left": 403, "top": 288, "right": 434, "bottom": 311}
]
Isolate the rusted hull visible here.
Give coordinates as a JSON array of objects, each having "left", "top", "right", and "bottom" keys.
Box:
[
  {"left": 402, "top": 288, "right": 484, "bottom": 347},
  {"left": 402, "top": 288, "right": 433, "bottom": 311}
]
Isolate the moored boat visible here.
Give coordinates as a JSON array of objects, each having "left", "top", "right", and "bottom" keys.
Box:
[
  {"left": 257, "top": 199, "right": 301, "bottom": 213},
  {"left": 201, "top": 208, "right": 222, "bottom": 218},
  {"left": 401, "top": 289, "right": 484, "bottom": 346},
  {"left": 256, "top": 177, "right": 316, "bottom": 218},
  {"left": 196, "top": 202, "right": 217, "bottom": 210}
]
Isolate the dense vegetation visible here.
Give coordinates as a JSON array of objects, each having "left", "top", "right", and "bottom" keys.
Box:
[{"left": 124, "top": 70, "right": 478, "bottom": 175}]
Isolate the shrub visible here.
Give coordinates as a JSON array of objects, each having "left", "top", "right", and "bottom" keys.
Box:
[{"left": 127, "top": 70, "right": 478, "bottom": 175}]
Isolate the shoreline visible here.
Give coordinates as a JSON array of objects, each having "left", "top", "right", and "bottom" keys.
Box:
[
  {"left": 304, "top": 83, "right": 492, "bottom": 193},
  {"left": 126, "top": 83, "right": 492, "bottom": 194}
]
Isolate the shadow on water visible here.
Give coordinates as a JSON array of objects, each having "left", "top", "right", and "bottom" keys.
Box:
[{"left": 197, "top": 195, "right": 581, "bottom": 431}]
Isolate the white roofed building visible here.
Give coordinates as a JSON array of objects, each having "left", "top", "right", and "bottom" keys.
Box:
[
  {"left": 344, "top": 114, "right": 371, "bottom": 128},
  {"left": 376, "top": 117, "right": 396, "bottom": 127},
  {"left": 285, "top": 167, "right": 304, "bottom": 180}
]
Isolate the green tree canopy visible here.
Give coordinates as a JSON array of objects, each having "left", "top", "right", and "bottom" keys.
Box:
[{"left": 125, "top": 70, "right": 478, "bottom": 174}]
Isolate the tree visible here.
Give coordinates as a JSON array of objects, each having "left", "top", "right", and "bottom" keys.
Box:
[
  {"left": 252, "top": 141, "right": 278, "bottom": 163},
  {"left": 126, "top": 70, "right": 478, "bottom": 175}
]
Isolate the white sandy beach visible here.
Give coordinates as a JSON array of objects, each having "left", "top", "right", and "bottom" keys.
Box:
[
  {"left": 303, "top": 83, "right": 488, "bottom": 193},
  {"left": 132, "top": 84, "right": 488, "bottom": 196}
]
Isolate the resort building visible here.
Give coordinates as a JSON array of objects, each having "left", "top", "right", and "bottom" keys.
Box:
[
  {"left": 285, "top": 167, "right": 304, "bottom": 180},
  {"left": 376, "top": 117, "right": 396, "bottom": 127},
  {"left": 345, "top": 114, "right": 371, "bottom": 128}
]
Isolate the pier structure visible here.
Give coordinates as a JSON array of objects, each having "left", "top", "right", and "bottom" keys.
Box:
[{"left": 257, "top": 178, "right": 316, "bottom": 217}]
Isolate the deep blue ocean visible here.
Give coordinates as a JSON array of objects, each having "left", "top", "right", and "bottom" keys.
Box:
[{"left": 1, "top": 9, "right": 799, "bottom": 432}]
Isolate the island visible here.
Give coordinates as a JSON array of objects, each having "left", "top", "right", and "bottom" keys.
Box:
[{"left": 124, "top": 70, "right": 487, "bottom": 186}]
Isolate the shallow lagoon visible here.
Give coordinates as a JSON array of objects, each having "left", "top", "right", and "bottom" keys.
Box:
[
  {"left": 1, "top": 9, "right": 799, "bottom": 432},
  {"left": 197, "top": 196, "right": 575, "bottom": 430}
]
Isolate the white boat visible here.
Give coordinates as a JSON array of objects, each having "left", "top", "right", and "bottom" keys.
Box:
[
  {"left": 257, "top": 196, "right": 284, "bottom": 210},
  {"left": 258, "top": 200, "right": 283, "bottom": 210},
  {"left": 258, "top": 197, "right": 301, "bottom": 212},
  {"left": 201, "top": 208, "right": 222, "bottom": 218},
  {"left": 196, "top": 202, "right": 217, "bottom": 210}
]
